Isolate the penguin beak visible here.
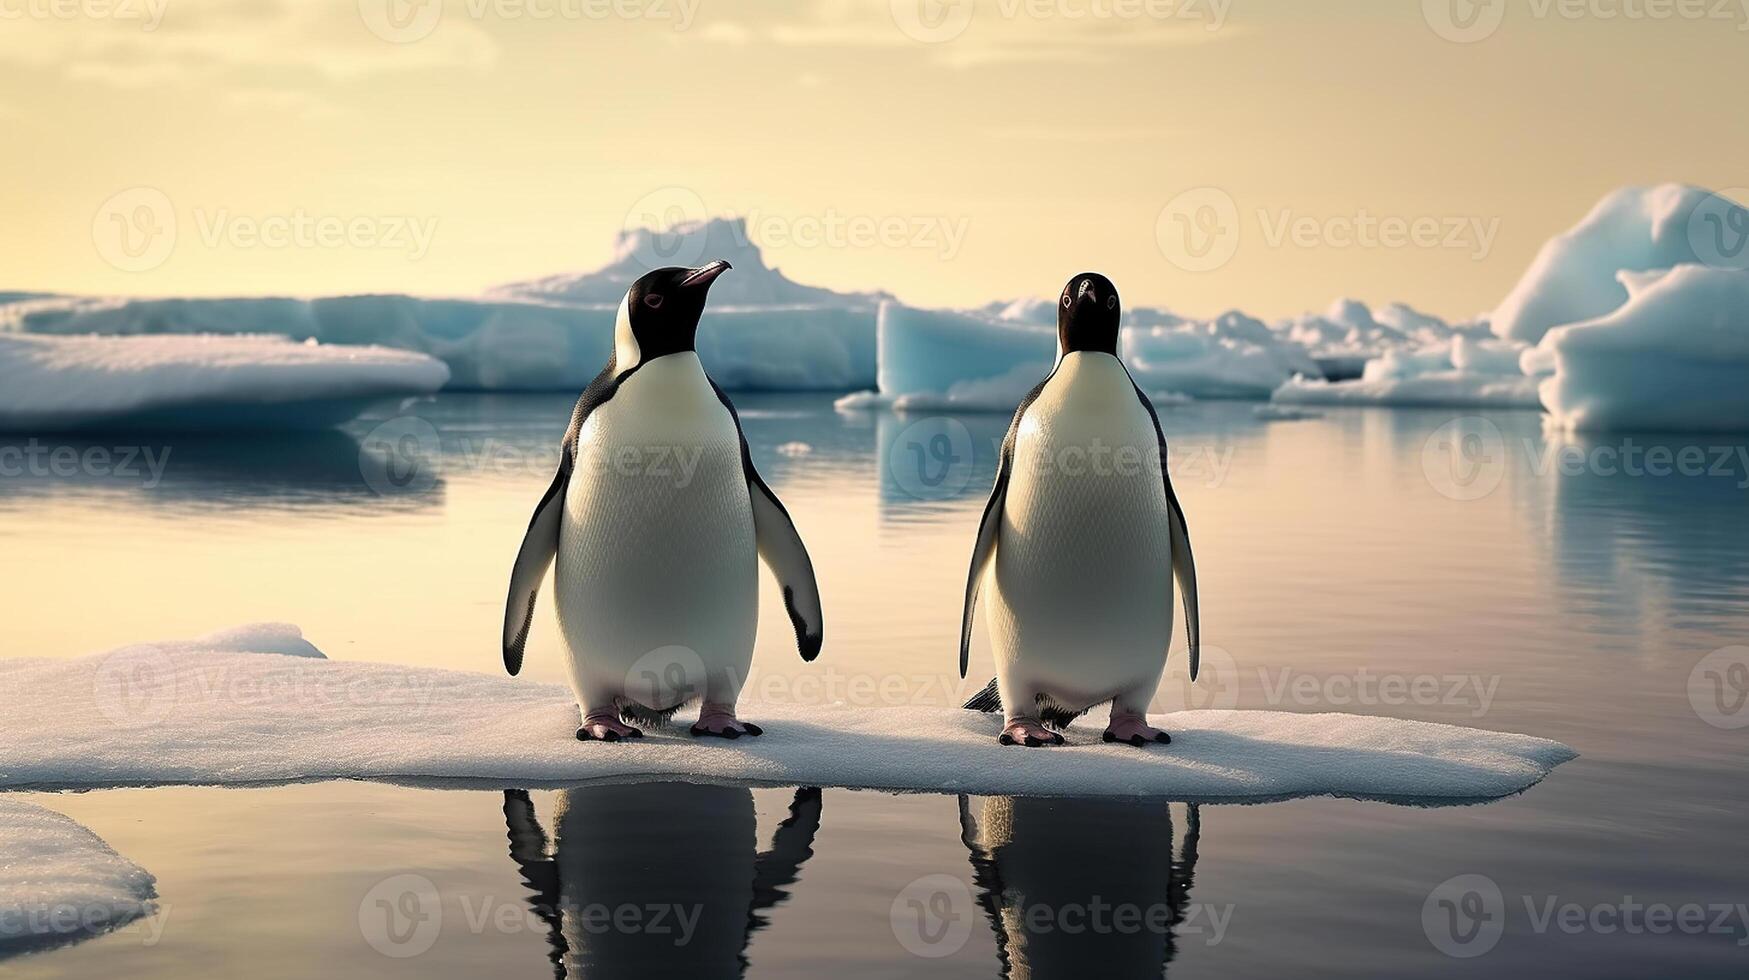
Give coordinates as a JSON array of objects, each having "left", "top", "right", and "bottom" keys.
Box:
[
  {"left": 1074, "top": 279, "right": 1100, "bottom": 308},
  {"left": 681, "top": 260, "right": 732, "bottom": 290}
]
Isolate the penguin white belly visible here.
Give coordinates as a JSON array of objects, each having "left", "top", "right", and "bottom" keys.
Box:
[
  {"left": 986, "top": 353, "right": 1174, "bottom": 710},
  {"left": 554, "top": 353, "right": 757, "bottom": 712}
]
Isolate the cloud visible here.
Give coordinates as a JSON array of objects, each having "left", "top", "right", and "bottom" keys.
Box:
[
  {"left": 701, "top": 0, "right": 1239, "bottom": 68},
  {"left": 0, "top": 0, "right": 497, "bottom": 89}
]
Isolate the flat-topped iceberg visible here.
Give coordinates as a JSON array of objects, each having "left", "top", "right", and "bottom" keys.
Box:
[
  {"left": 0, "top": 626, "right": 1575, "bottom": 802},
  {"left": 0, "top": 333, "right": 449, "bottom": 432},
  {"left": 0, "top": 799, "right": 157, "bottom": 956}
]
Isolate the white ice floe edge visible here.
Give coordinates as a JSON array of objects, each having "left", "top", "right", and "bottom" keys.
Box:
[
  {"left": 0, "top": 799, "right": 158, "bottom": 954},
  {"left": 0, "top": 626, "right": 1576, "bottom": 804}
]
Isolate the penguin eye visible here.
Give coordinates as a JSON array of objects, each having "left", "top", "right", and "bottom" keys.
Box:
[
  {"left": 1061, "top": 294, "right": 1072, "bottom": 309},
  {"left": 1106, "top": 295, "right": 1118, "bottom": 310},
  {"left": 643, "top": 294, "right": 664, "bottom": 310}
]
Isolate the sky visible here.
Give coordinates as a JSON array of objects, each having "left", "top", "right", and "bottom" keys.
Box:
[{"left": 2, "top": 0, "right": 1746, "bottom": 319}]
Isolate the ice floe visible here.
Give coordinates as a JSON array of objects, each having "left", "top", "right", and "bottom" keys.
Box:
[
  {"left": 0, "top": 333, "right": 449, "bottom": 432},
  {"left": 0, "top": 626, "right": 1576, "bottom": 802},
  {"left": 0, "top": 799, "right": 157, "bottom": 956}
]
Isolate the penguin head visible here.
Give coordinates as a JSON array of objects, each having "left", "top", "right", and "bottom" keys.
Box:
[
  {"left": 616, "top": 259, "right": 732, "bottom": 365},
  {"left": 1057, "top": 272, "right": 1121, "bottom": 357}
]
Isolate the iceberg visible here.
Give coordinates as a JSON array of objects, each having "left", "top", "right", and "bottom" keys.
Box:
[
  {"left": 0, "top": 333, "right": 449, "bottom": 432},
  {"left": 3, "top": 218, "right": 881, "bottom": 393},
  {"left": 838, "top": 302, "right": 1322, "bottom": 411},
  {"left": 0, "top": 626, "right": 1575, "bottom": 802},
  {"left": 1491, "top": 184, "right": 1749, "bottom": 344},
  {"left": 0, "top": 800, "right": 157, "bottom": 956},
  {"left": 1273, "top": 336, "right": 1541, "bottom": 409},
  {"left": 1527, "top": 265, "right": 1749, "bottom": 432}
]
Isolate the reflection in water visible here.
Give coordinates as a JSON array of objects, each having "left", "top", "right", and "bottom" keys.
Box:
[
  {"left": 0, "top": 431, "right": 442, "bottom": 513},
  {"left": 502, "top": 785, "right": 822, "bottom": 979},
  {"left": 1545, "top": 431, "right": 1749, "bottom": 637},
  {"left": 958, "top": 796, "right": 1203, "bottom": 978}
]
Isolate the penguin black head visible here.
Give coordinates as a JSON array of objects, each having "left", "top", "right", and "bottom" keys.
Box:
[
  {"left": 617, "top": 259, "right": 732, "bottom": 365},
  {"left": 1057, "top": 272, "right": 1121, "bottom": 357}
]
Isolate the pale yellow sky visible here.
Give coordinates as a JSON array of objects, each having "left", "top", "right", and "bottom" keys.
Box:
[{"left": 2, "top": 0, "right": 1745, "bottom": 319}]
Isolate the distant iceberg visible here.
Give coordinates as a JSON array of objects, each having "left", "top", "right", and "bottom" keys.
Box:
[
  {"left": 1527, "top": 264, "right": 1749, "bottom": 432},
  {"left": 0, "top": 333, "right": 449, "bottom": 432},
  {"left": 0, "top": 799, "right": 157, "bottom": 956},
  {"left": 1273, "top": 336, "right": 1541, "bottom": 409},
  {"left": 3, "top": 218, "right": 882, "bottom": 393},
  {"left": 0, "top": 625, "right": 1576, "bottom": 801}
]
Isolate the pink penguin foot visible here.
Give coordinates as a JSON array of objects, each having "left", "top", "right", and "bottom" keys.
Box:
[
  {"left": 1103, "top": 715, "right": 1171, "bottom": 748},
  {"left": 690, "top": 706, "right": 763, "bottom": 740},
  {"left": 999, "top": 718, "right": 1065, "bottom": 747},
  {"left": 577, "top": 714, "right": 643, "bottom": 743}
]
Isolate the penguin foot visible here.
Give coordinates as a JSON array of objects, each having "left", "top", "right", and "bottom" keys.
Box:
[
  {"left": 690, "top": 706, "right": 762, "bottom": 740},
  {"left": 998, "top": 719, "right": 1064, "bottom": 748},
  {"left": 577, "top": 716, "right": 644, "bottom": 742},
  {"left": 1102, "top": 717, "right": 1171, "bottom": 748}
]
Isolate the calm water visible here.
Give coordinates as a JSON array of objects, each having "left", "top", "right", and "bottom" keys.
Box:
[{"left": 3, "top": 394, "right": 1748, "bottom": 977}]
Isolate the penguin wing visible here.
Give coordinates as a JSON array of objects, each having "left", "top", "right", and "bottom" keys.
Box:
[
  {"left": 710, "top": 381, "right": 825, "bottom": 661},
  {"left": 958, "top": 373, "right": 1054, "bottom": 678},
  {"left": 1129, "top": 377, "right": 1202, "bottom": 682},
  {"left": 501, "top": 359, "right": 635, "bottom": 676}
]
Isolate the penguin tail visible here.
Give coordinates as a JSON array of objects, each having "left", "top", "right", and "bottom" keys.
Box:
[
  {"left": 616, "top": 698, "right": 684, "bottom": 728},
  {"left": 962, "top": 678, "right": 1002, "bottom": 713}
]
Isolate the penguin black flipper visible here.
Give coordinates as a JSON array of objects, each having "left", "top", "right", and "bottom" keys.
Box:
[
  {"left": 748, "top": 786, "right": 824, "bottom": 924},
  {"left": 1126, "top": 375, "right": 1202, "bottom": 682},
  {"left": 959, "top": 370, "right": 1057, "bottom": 680},
  {"left": 501, "top": 357, "right": 640, "bottom": 675},
  {"left": 709, "top": 380, "right": 825, "bottom": 661}
]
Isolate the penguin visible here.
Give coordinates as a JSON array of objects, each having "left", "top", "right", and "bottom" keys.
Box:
[
  {"left": 502, "top": 260, "right": 824, "bottom": 741},
  {"left": 503, "top": 784, "right": 822, "bottom": 978},
  {"left": 958, "top": 273, "right": 1201, "bottom": 747},
  {"left": 958, "top": 795, "right": 1204, "bottom": 977}
]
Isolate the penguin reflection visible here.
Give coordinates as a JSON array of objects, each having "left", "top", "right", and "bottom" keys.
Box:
[
  {"left": 958, "top": 796, "right": 1203, "bottom": 978},
  {"left": 502, "top": 784, "right": 821, "bottom": 979}
]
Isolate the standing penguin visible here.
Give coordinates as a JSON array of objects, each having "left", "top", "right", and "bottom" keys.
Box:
[
  {"left": 959, "top": 273, "right": 1200, "bottom": 747},
  {"left": 502, "top": 260, "right": 824, "bottom": 741}
]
